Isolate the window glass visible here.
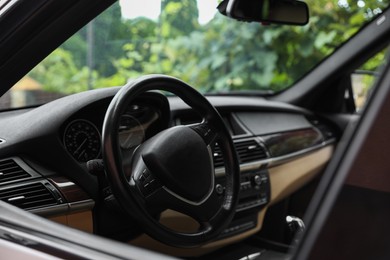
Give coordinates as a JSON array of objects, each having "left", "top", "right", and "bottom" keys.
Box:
[
  {"left": 0, "top": 0, "right": 389, "bottom": 110},
  {"left": 351, "top": 47, "right": 388, "bottom": 111}
]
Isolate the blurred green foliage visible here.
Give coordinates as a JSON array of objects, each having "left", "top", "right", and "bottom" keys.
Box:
[{"left": 29, "top": 0, "right": 389, "bottom": 94}]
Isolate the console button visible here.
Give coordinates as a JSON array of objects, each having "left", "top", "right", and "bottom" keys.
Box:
[
  {"left": 216, "top": 184, "right": 224, "bottom": 195},
  {"left": 253, "top": 175, "right": 262, "bottom": 185}
]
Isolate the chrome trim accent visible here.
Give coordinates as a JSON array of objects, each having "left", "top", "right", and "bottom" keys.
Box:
[
  {"left": 239, "top": 252, "right": 262, "bottom": 260},
  {"left": 30, "top": 204, "right": 69, "bottom": 217},
  {"left": 7, "top": 196, "right": 25, "bottom": 202},
  {"left": 55, "top": 181, "right": 75, "bottom": 188},
  {"left": 69, "top": 199, "right": 95, "bottom": 212},
  {"left": 215, "top": 139, "right": 336, "bottom": 176},
  {"left": 0, "top": 225, "right": 72, "bottom": 257},
  {"left": 226, "top": 0, "right": 237, "bottom": 18},
  {"left": 29, "top": 199, "right": 95, "bottom": 217},
  {"left": 162, "top": 145, "right": 215, "bottom": 206},
  {"left": 377, "top": 14, "right": 386, "bottom": 26},
  {"left": 0, "top": 0, "right": 19, "bottom": 17}
]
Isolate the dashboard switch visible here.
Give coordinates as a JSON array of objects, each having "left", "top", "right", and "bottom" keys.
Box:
[
  {"left": 215, "top": 184, "right": 224, "bottom": 195},
  {"left": 253, "top": 175, "right": 262, "bottom": 186}
]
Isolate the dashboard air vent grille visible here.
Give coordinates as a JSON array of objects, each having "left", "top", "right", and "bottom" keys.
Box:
[
  {"left": 235, "top": 139, "right": 268, "bottom": 164},
  {"left": 0, "top": 159, "right": 31, "bottom": 183},
  {"left": 212, "top": 144, "right": 224, "bottom": 168},
  {"left": 212, "top": 139, "right": 268, "bottom": 168},
  {"left": 0, "top": 183, "right": 58, "bottom": 210}
]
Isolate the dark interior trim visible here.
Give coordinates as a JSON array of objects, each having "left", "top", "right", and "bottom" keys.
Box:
[{"left": 0, "top": 0, "right": 115, "bottom": 97}]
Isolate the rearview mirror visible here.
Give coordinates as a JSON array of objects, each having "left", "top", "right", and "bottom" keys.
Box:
[{"left": 218, "top": 0, "right": 309, "bottom": 26}]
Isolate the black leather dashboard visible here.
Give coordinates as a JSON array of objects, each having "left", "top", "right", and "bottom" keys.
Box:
[{"left": 0, "top": 87, "right": 338, "bottom": 249}]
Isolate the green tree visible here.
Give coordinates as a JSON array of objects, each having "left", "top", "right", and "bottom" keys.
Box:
[
  {"left": 160, "top": 0, "right": 199, "bottom": 38},
  {"left": 29, "top": 48, "right": 94, "bottom": 94},
  {"left": 29, "top": 0, "right": 390, "bottom": 95},
  {"left": 62, "top": 3, "right": 131, "bottom": 77},
  {"left": 162, "top": 0, "right": 390, "bottom": 92}
]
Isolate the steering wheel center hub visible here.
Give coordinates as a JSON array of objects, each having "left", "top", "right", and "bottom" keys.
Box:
[{"left": 141, "top": 126, "right": 213, "bottom": 202}]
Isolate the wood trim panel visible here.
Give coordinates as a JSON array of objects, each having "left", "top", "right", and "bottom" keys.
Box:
[
  {"left": 263, "top": 128, "right": 323, "bottom": 157},
  {"left": 48, "top": 176, "right": 90, "bottom": 203},
  {"left": 46, "top": 177, "right": 94, "bottom": 233}
]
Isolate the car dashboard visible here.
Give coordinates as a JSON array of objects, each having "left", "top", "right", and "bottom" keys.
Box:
[{"left": 0, "top": 87, "right": 337, "bottom": 256}]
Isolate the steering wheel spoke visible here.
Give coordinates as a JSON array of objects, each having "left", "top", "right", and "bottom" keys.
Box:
[
  {"left": 147, "top": 182, "right": 223, "bottom": 225},
  {"left": 133, "top": 168, "right": 162, "bottom": 198},
  {"left": 189, "top": 122, "right": 219, "bottom": 147},
  {"left": 128, "top": 159, "right": 166, "bottom": 208},
  {"left": 189, "top": 192, "right": 223, "bottom": 223}
]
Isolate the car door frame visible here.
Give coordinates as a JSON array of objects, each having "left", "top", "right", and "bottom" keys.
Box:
[{"left": 292, "top": 49, "right": 390, "bottom": 259}]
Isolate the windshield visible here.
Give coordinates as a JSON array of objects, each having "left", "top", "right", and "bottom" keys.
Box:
[{"left": 0, "top": 0, "right": 388, "bottom": 109}]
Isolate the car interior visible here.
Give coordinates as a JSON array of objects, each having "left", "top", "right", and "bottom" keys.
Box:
[{"left": 0, "top": 0, "right": 389, "bottom": 259}]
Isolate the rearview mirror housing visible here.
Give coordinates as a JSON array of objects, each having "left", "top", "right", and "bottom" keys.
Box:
[{"left": 218, "top": 0, "right": 309, "bottom": 26}]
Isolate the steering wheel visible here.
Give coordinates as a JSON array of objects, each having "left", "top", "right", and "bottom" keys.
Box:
[{"left": 102, "top": 75, "right": 240, "bottom": 248}]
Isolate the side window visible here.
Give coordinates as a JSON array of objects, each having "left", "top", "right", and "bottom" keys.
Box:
[{"left": 351, "top": 47, "right": 388, "bottom": 111}]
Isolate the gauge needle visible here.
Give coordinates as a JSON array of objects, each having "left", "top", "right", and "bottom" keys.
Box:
[
  {"left": 74, "top": 138, "right": 88, "bottom": 156},
  {"left": 78, "top": 149, "right": 87, "bottom": 160}
]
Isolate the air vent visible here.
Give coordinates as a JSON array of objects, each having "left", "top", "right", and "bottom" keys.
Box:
[
  {"left": 0, "top": 182, "right": 59, "bottom": 210},
  {"left": 235, "top": 139, "right": 268, "bottom": 164},
  {"left": 212, "top": 139, "right": 268, "bottom": 168},
  {"left": 0, "top": 159, "right": 31, "bottom": 183},
  {"left": 212, "top": 144, "right": 224, "bottom": 168}
]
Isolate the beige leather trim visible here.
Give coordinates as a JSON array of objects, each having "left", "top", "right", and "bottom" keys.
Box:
[
  {"left": 130, "top": 209, "right": 267, "bottom": 257},
  {"left": 159, "top": 210, "right": 199, "bottom": 233},
  {"left": 48, "top": 211, "right": 93, "bottom": 233},
  {"left": 269, "top": 145, "right": 334, "bottom": 205}
]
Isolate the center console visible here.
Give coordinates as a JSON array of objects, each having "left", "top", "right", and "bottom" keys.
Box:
[{"left": 217, "top": 168, "right": 270, "bottom": 239}]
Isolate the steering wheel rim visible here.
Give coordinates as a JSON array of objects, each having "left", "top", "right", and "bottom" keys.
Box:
[{"left": 102, "top": 74, "right": 240, "bottom": 248}]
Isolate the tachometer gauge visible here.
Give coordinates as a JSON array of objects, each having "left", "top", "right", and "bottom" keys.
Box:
[
  {"left": 118, "top": 115, "right": 145, "bottom": 149},
  {"left": 63, "top": 119, "right": 101, "bottom": 162}
]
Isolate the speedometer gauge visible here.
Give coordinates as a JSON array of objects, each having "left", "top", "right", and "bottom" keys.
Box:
[{"left": 63, "top": 119, "right": 101, "bottom": 162}]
